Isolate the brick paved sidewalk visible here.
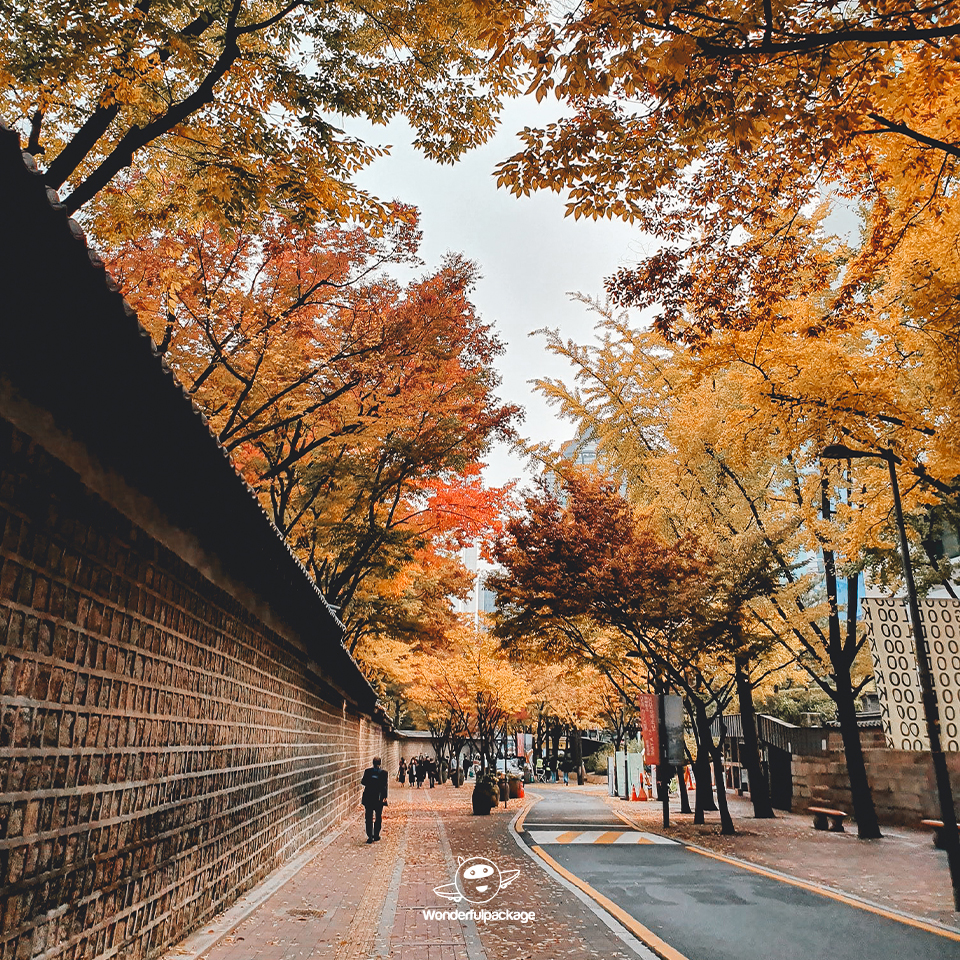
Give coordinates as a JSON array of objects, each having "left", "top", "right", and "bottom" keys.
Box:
[
  {"left": 164, "top": 785, "right": 489, "bottom": 960},
  {"left": 601, "top": 785, "right": 960, "bottom": 927},
  {"left": 161, "top": 782, "right": 647, "bottom": 960}
]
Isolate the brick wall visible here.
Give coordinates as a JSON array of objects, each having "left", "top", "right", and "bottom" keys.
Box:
[
  {"left": 792, "top": 748, "right": 960, "bottom": 824},
  {"left": 0, "top": 421, "right": 398, "bottom": 960}
]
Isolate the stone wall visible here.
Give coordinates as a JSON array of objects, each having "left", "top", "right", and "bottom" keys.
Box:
[
  {"left": 792, "top": 747, "right": 960, "bottom": 824},
  {"left": 0, "top": 423, "right": 398, "bottom": 960}
]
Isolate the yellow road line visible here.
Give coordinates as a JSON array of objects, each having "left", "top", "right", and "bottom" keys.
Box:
[
  {"left": 513, "top": 791, "right": 540, "bottom": 835},
  {"left": 612, "top": 806, "right": 644, "bottom": 829},
  {"left": 594, "top": 831, "right": 623, "bottom": 844},
  {"left": 530, "top": 845, "right": 691, "bottom": 960},
  {"left": 691, "top": 847, "right": 960, "bottom": 942},
  {"left": 554, "top": 831, "right": 581, "bottom": 844}
]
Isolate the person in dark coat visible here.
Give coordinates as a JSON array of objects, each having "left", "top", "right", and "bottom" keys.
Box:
[
  {"left": 361, "top": 757, "right": 388, "bottom": 843},
  {"left": 398, "top": 758, "right": 407, "bottom": 786}
]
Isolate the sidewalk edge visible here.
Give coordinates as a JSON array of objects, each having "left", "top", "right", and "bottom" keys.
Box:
[
  {"left": 688, "top": 843, "right": 960, "bottom": 940},
  {"left": 610, "top": 799, "right": 960, "bottom": 938},
  {"left": 509, "top": 794, "right": 661, "bottom": 960}
]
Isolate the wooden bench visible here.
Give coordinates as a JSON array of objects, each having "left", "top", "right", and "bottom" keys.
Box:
[
  {"left": 921, "top": 819, "right": 946, "bottom": 849},
  {"left": 809, "top": 806, "right": 848, "bottom": 832}
]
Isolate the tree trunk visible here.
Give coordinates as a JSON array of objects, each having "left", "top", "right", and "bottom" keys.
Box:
[
  {"left": 678, "top": 765, "right": 692, "bottom": 814},
  {"left": 709, "top": 727, "right": 736, "bottom": 835},
  {"left": 821, "top": 482, "right": 881, "bottom": 839},
  {"left": 691, "top": 703, "right": 718, "bottom": 819},
  {"left": 735, "top": 656, "right": 775, "bottom": 818},
  {"left": 835, "top": 662, "right": 883, "bottom": 839},
  {"left": 572, "top": 727, "right": 584, "bottom": 784},
  {"left": 693, "top": 704, "right": 717, "bottom": 823}
]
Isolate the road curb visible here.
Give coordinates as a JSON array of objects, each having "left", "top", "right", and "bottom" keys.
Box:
[
  {"left": 608, "top": 797, "right": 960, "bottom": 939},
  {"left": 686, "top": 842, "right": 960, "bottom": 940},
  {"left": 509, "top": 793, "right": 662, "bottom": 960}
]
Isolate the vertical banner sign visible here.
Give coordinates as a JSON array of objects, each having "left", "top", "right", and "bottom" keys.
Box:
[
  {"left": 862, "top": 596, "right": 960, "bottom": 752},
  {"left": 663, "top": 694, "right": 686, "bottom": 765},
  {"left": 920, "top": 598, "right": 960, "bottom": 750},
  {"left": 637, "top": 693, "right": 661, "bottom": 760},
  {"left": 516, "top": 732, "right": 525, "bottom": 760}
]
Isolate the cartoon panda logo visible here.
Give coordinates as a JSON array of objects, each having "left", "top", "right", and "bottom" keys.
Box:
[{"left": 433, "top": 856, "right": 520, "bottom": 904}]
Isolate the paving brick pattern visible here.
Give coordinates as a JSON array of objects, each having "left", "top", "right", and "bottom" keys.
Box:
[
  {"left": 441, "top": 791, "right": 638, "bottom": 960},
  {"left": 0, "top": 423, "right": 397, "bottom": 960},
  {"left": 196, "top": 786, "right": 483, "bottom": 960}
]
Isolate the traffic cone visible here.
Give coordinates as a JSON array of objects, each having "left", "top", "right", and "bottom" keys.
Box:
[
  {"left": 637, "top": 785, "right": 648, "bottom": 801},
  {"left": 519, "top": 783, "right": 524, "bottom": 798},
  {"left": 631, "top": 785, "right": 639, "bottom": 801}
]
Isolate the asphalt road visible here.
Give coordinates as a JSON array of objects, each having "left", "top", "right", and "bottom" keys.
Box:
[{"left": 520, "top": 786, "right": 960, "bottom": 960}]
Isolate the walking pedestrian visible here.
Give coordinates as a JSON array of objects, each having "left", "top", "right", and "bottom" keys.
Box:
[
  {"left": 408, "top": 758, "right": 417, "bottom": 787},
  {"left": 427, "top": 757, "right": 436, "bottom": 788},
  {"left": 398, "top": 758, "right": 407, "bottom": 786},
  {"left": 360, "top": 756, "right": 388, "bottom": 843},
  {"left": 416, "top": 757, "right": 426, "bottom": 788}
]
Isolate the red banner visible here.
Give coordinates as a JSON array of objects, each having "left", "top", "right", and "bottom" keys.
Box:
[{"left": 637, "top": 693, "right": 660, "bottom": 761}]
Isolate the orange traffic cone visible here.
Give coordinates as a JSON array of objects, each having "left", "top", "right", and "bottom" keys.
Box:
[
  {"left": 637, "top": 785, "right": 648, "bottom": 801},
  {"left": 519, "top": 783, "right": 525, "bottom": 798},
  {"left": 631, "top": 785, "right": 639, "bottom": 801}
]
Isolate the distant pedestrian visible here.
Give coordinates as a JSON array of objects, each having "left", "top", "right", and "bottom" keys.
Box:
[
  {"left": 427, "top": 758, "right": 436, "bottom": 788},
  {"left": 408, "top": 758, "right": 417, "bottom": 786},
  {"left": 416, "top": 757, "right": 427, "bottom": 788},
  {"left": 360, "top": 757, "right": 388, "bottom": 843},
  {"left": 398, "top": 758, "right": 407, "bottom": 786}
]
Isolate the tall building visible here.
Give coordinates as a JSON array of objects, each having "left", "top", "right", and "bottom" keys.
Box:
[{"left": 453, "top": 543, "right": 497, "bottom": 626}]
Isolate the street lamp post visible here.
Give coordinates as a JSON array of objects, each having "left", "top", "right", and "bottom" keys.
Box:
[{"left": 822, "top": 444, "right": 960, "bottom": 909}]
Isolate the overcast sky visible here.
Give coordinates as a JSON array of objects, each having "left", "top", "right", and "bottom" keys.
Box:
[{"left": 346, "top": 97, "right": 647, "bottom": 490}]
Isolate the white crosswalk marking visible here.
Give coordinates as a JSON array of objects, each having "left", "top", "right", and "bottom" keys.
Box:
[{"left": 527, "top": 829, "right": 678, "bottom": 845}]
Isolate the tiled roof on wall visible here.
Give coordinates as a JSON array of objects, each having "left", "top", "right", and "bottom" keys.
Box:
[{"left": 0, "top": 119, "right": 382, "bottom": 717}]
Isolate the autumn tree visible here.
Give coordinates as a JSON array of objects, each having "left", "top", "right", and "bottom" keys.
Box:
[
  {"left": 107, "top": 211, "right": 518, "bottom": 649},
  {"left": 490, "top": 471, "right": 784, "bottom": 831},
  {"left": 529, "top": 296, "right": 900, "bottom": 834},
  {"left": 399, "top": 620, "right": 530, "bottom": 773},
  {"left": 3, "top": 0, "right": 530, "bottom": 226},
  {"left": 486, "top": 0, "right": 960, "bottom": 837},
  {"left": 488, "top": 0, "right": 960, "bottom": 381},
  {"left": 520, "top": 660, "right": 610, "bottom": 783}
]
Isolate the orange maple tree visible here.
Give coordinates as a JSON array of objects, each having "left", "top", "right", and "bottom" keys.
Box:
[{"left": 105, "top": 209, "right": 519, "bottom": 650}]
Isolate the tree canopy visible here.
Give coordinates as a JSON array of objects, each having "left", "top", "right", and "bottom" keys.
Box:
[{"left": 3, "top": 0, "right": 530, "bottom": 224}]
